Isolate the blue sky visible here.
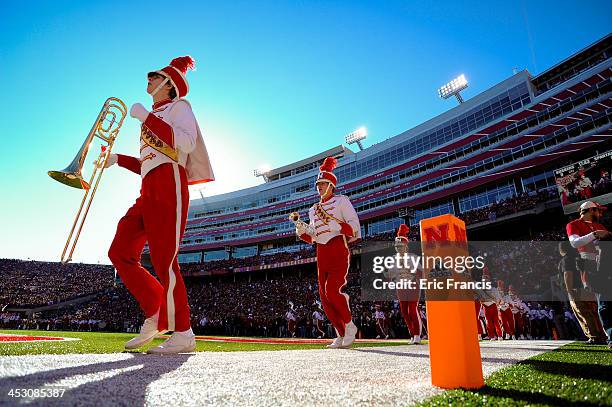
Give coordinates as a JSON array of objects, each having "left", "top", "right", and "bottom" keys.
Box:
[{"left": 0, "top": 1, "right": 610, "bottom": 263}]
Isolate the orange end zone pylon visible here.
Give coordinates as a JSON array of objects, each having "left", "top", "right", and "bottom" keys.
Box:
[{"left": 419, "top": 214, "right": 484, "bottom": 389}]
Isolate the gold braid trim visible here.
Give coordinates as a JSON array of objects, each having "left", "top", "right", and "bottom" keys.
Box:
[
  {"left": 315, "top": 203, "right": 343, "bottom": 225},
  {"left": 140, "top": 124, "right": 179, "bottom": 162}
]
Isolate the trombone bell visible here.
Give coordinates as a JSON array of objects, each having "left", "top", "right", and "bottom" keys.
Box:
[{"left": 48, "top": 170, "right": 90, "bottom": 190}]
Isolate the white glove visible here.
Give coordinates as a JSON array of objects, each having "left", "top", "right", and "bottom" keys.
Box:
[
  {"left": 104, "top": 153, "right": 118, "bottom": 168},
  {"left": 328, "top": 220, "right": 342, "bottom": 233},
  {"left": 295, "top": 221, "right": 313, "bottom": 237},
  {"left": 93, "top": 153, "right": 118, "bottom": 169},
  {"left": 130, "top": 103, "right": 149, "bottom": 122}
]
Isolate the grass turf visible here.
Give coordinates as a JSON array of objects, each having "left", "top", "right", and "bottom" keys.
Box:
[
  {"left": 0, "top": 330, "right": 407, "bottom": 356},
  {"left": 417, "top": 342, "right": 612, "bottom": 407}
]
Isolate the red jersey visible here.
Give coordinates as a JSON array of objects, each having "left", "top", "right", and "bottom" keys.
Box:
[{"left": 566, "top": 218, "right": 608, "bottom": 258}]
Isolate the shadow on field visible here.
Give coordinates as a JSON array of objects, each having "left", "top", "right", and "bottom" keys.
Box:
[
  {"left": 519, "top": 358, "right": 612, "bottom": 383},
  {"left": 467, "top": 385, "right": 604, "bottom": 406},
  {"left": 0, "top": 353, "right": 192, "bottom": 406},
  {"left": 353, "top": 347, "right": 531, "bottom": 365}
]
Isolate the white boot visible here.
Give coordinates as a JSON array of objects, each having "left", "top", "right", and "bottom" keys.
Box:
[
  {"left": 412, "top": 335, "right": 421, "bottom": 345},
  {"left": 327, "top": 336, "right": 345, "bottom": 349},
  {"left": 125, "top": 312, "right": 167, "bottom": 350},
  {"left": 147, "top": 329, "right": 196, "bottom": 354},
  {"left": 342, "top": 321, "right": 358, "bottom": 347}
]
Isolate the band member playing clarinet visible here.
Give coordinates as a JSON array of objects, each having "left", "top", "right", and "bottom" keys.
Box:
[
  {"left": 290, "top": 157, "right": 361, "bottom": 348},
  {"left": 105, "top": 56, "right": 214, "bottom": 354}
]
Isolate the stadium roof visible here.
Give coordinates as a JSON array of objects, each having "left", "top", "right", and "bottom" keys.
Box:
[
  {"left": 264, "top": 145, "right": 354, "bottom": 182},
  {"left": 532, "top": 33, "right": 611, "bottom": 89}
]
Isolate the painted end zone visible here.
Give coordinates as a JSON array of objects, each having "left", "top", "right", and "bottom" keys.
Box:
[{"left": 0, "top": 334, "right": 81, "bottom": 343}]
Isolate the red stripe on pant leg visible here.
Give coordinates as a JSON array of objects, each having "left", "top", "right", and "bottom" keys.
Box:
[
  {"left": 142, "top": 164, "right": 190, "bottom": 332},
  {"left": 169, "top": 165, "right": 191, "bottom": 332},
  {"left": 109, "top": 198, "right": 163, "bottom": 318},
  {"left": 474, "top": 301, "right": 483, "bottom": 335},
  {"left": 484, "top": 304, "right": 502, "bottom": 338},
  {"left": 501, "top": 308, "right": 515, "bottom": 336},
  {"left": 318, "top": 237, "right": 352, "bottom": 336},
  {"left": 318, "top": 270, "right": 342, "bottom": 336},
  {"left": 407, "top": 301, "right": 421, "bottom": 337}
]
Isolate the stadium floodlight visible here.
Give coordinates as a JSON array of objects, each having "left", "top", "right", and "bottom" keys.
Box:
[
  {"left": 345, "top": 126, "right": 368, "bottom": 151},
  {"left": 254, "top": 164, "right": 271, "bottom": 180},
  {"left": 437, "top": 74, "right": 468, "bottom": 104}
]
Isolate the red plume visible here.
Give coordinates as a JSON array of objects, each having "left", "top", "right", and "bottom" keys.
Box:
[
  {"left": 170, "top": 56, "right": 196, "bottom": 74},
  {"left": 397, "top": 224, "right": 410, "bottom": 238},
  {"left": 320, "top": 157, "right": 337, "bottom": 172}
]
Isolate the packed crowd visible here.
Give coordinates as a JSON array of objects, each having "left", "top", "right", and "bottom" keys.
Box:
[
  {"left": 458, "top": 190, "right": 558, "bottom": 225},
  {"left": 0, "top": 259, "right": 115, "bottom": 308},
  {"left": 180, "top": 248, "right": 316, "bottom": 275},
  {"left": 1, "top": 270, "right": 584, "bottom": 342}
]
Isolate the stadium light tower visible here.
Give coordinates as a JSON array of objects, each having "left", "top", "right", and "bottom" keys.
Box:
[
  {"left": 254, "top": 164, "right": 271, "bottom": 181},
  {"left": 438, "top": 74, "right": 468, "bottom": 104},
  {"left": 345, "top": 126, "right": 368, "bottom": 151}
]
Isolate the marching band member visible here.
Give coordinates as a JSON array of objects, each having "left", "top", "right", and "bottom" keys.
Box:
[
  {"left": 392, "top": 224, "right": 422, "bottom": 344},
  {"left": 374, "top": 304, "right": 389, "bottom": 339},
  {"left": 106, "top": 56, "right": 214, "bottom": 354},
  {"left": 476, "top": 268, "right": 503, "bottom": 340},
  {"left": 312, "top": 303, "right": 326, "bottom": 339},
  {"left": 286, "top": 303, "right": 297, "bottom": 338},
  {"left": 508, "top": 285, "right": 526, "bottom": 339},
  {"left": 292, "top": 157, "right": 361, "bottom": 348},
  {"left": 497, "top": 280, "right": 516, "bottom": 340}
]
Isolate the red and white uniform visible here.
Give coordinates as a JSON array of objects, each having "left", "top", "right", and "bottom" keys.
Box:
[
  {"left": 298, "top": 193, "right": 360, "bottom": 337},
  {"left": 109, "top": 97, "right": 213, "bottom": 333},
  {"left": 498, "top": 292, "right": 515, "bottom": 337},
  {"left": 286, "top": 310, "right": 297, "bottom": 336},
  {"left": 313, "top": 310, "right": 325, "bottom": 337},
  {"left": 479, "top": 286, "right": 503, "bottom": 339}
]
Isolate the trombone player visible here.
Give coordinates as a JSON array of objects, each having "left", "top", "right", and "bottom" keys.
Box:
[{"left": 105, "top": 56, "right": 214, "bottom": 354}]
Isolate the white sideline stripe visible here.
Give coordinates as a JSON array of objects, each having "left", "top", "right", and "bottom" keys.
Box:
[{"left": 566, "top": 88, "right": 577, "bottom": 94}]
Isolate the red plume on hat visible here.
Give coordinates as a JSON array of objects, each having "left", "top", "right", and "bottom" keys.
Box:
[
  {"left": 150, "top": 55, "right": 196, "bottom": 99},
  {"left": 316, "top": 157, "right": 338, "bottom": 187},
  {"left": 396, "top": 224, "right": 410, "bottom": 242},
  {"left": 170, "top": 56, "right": 196, "bottom": 74}
]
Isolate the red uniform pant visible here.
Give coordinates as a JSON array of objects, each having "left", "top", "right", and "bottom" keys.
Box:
[
  {"left": 287, "top": 319, "right": 296, "bottom": 336},
  {"left": 499, "top": 307, "right": 515, "bottom": 337},
  {"left": 317, "top": 236, "right": 352, "bottom": 337},
  {"left": 483, "top": 303, "right": 503, "bottom": 338},
  {"left": 399, "top": 301, "right": 422, "bottom": 337},
  {"left": 474, "top": 300, "right": 484, "bottom": 335},
  {"left": 108, "top": 163, "right": 190, "bottom": 332},
  {"left": 513, "top": 311, "right": 523, "bottom": 336}
]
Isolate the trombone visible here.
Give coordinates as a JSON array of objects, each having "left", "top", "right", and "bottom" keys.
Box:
[{"left": 48, "top": 97, "right": 127, "bottom": 263}]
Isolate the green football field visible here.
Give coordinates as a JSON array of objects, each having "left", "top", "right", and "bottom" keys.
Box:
[
  {"left": 1, "top": 330, "right": 610, "bottom": 406},
  {"left": 0, "top": 330, "right": 406, "bottom": 355}
]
